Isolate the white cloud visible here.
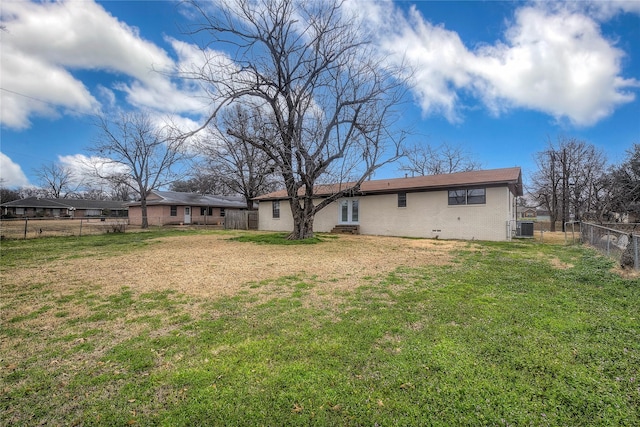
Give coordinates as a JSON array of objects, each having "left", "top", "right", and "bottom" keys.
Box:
[
  {"left": 0, "top": 0, "right": 208, "bottom": 130},
  {"left": 1, "top": 43, "right": 99, "bottom": 129},
  {"left": 2, "top": 0, "right": 636, "bottom": 132},
  {"left": 372, "top": 1, "right": 639, "bottom": 126},
  {"left": 470, "top": 6, "right": 638, "bottom": 125},
  {"left": 57, "top": 154, "right": 130, "bottom": 188},
  {"left": 553, "top": 0, "right": 640, "bottom": 21},
  {"left": 378, "top": 7, "right": 473, "bottom": 123},
  {"left": 0, "top": 153, "right": 31, "bottom": 187}
]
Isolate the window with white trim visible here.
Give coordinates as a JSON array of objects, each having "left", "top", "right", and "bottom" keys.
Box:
[
  {"left": 272, "top": 201, "right": 280, "bottom": 219},
  {"left": 448, "top": 188, "right": 486, "bottom": 205}
]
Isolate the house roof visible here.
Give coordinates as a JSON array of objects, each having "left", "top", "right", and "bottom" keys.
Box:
[
  {"left": 1, "top": 197, "right": 128, "bottom": 210},
  {"left": 128, "top": 190, "right": 248, "bottom": 208},
  {"left": 255, "top": 167, "right": 523, "bottom": 200},
  {"left": 516, "top": 206, "right": 537, "bottom": 213}
]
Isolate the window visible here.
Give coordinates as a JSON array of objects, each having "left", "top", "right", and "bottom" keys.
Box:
[
  {"left": 220, "top": 208, "right": 225, "bottom": 217},
  {"left": 170, "top": 205, "right": 177, "bottom": 216},
  {"left": 467, "top": 188, "right": 486, "bottom": 204},
  {"left": 339, "top": 199, "right": 359, "bottom": 223},
  {"left": 351, "top": 199, "right": 359, "bottom": 222},
  {"left": 200, "top": 207, "right": 207, "bottom": 216},
  {"left": 397, "top": 192, "right": 407, "bottom": 208},
  {"left": 272, "top": 201, "right": 280, "bottom": 219},
  {"left": 340, "top": 200, "right": 349, "bottom": 222},
  {"left": 16, "top": 207, "right": 24, "bottom": 215},
  {"left": 448, "top": 189, "right": 467, "bottom": 205},
  {"left": 201, "top": 207, "right": 215, "bottom": 216},
  {"left": 448, "top": 188, "right": 486, "bottom": 205}
]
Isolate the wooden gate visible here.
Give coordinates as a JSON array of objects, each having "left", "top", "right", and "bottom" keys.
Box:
[{"left": 224, "top": 210, "right": 258, "bottom": 230}]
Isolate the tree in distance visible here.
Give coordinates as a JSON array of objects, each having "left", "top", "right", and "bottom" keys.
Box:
[{"left": 90, "top": 112, "right": 190, "bottom": 228}]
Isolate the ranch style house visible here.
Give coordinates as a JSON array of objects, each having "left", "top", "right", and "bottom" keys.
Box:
[
  {"left": 255, "top": 167, "right": 523, "bottom": 241},
  {"left": 127, "top": 190, "right": 249, "bottom": 226},
  {"left": 1, "top": 197, "right": 128, "bottom": 219}
]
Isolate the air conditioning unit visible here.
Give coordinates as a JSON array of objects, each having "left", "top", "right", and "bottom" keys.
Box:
[{"left": 516, "top": 221, "right": 534, "bottom": 237}]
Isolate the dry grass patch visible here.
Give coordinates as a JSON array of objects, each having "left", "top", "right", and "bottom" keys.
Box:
[
  {"left": 548, "top": 256, "right": 574, "bottom": 270},
  {"left": 4, "top": 233, "right": 462, "bottom": 301}
]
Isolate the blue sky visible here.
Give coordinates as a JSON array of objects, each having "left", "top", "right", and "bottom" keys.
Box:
[{"left": 1, "top": 0, "right": 639, "bottom": 191}]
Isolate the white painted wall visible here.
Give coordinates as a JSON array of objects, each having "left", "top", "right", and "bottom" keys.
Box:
[{"left": 258, "top": 186, "right": 517, "bottom": 241}]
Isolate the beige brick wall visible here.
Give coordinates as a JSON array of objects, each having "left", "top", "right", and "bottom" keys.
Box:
[{"left": 259, "top": 186, "right": 517, "bottom": 241}]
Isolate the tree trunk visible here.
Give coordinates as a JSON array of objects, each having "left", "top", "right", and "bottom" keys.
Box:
[
  {"left": 140, "top": 197, "right": 149, "bottom": 229},
  {"left": 287, "top": 197, "right": 315, "bottom": 240},
  {"left": 620, "top": 234, "right": 635, "bottom": 269},
  {"left": 549, "top": 216, "right": 557, "bottom": 232}
]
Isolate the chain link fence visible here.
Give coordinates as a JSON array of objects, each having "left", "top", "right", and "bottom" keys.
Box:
[
  {"left": 581, "top": 222, "right": 639, "bottom": 270},
  {"left": 1, "top": 218, "right": 129, "bottom": 240}
]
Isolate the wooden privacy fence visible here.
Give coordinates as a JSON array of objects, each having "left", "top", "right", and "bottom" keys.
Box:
[{"left": 224, "top": 210, "right": 258, "bottom": 230}]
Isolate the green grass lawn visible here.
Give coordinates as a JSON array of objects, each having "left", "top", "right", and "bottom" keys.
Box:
[{"left": 1, "top": 231, "right": 638, "bottom": 426}]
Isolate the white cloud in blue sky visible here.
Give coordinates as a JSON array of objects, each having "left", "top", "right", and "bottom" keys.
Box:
[
  {"left": 0, "top": 152, "right": 30, "bottom": 187},
  {"left": 0, "top": 0, "right": 205, "bottom": 130},
  {"left": 2, "top": 0, "right": 637, "bottom": 131},
  {"left": 375, "top": 2, "right": 639, "bottom": 126},
  {"left": 0, "top": 0, "right": 638, "bottom": 187}
]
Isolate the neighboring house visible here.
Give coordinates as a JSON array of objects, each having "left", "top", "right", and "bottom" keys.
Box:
[
  {"left": 517, "top": 206, "right": 537, "bottom": 219},
  {"left": 255, "top": 167, "right": 523, "bottom": 241},
  {"left": 127, "top": 190, "right": 249, "bottom": 226},
  {"left": 1, "top": 197, "right": 128, "bottom": 218}
]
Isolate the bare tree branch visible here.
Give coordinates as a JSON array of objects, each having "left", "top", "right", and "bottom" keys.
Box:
[
  {"left": 182, "top": 0, "right": 408, "bottom": 238},
  {"left": 198, "top": 104, "right": 281, "bottom": 209},
  {"left": 399, "top": 142, "right": 481, "bottom": 177},
  {"left": 89, "top": 112, "right": 191, "bottom": 228},
  {"left": 33, "top": 162, "right": 80, "bottom": 199},
  {"left": 530, "top": 136, "right": 606, "bottom": 230}
]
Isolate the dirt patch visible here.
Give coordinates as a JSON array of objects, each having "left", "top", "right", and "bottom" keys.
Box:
[
  {"left": 4, "top": 234, "right": 464, "bottom": 300},
  {"left": 611, "top": 265, "right": 640, "bottom": 280},
  {"left": 548, "top": 256, "right": 573, "bottom": 270},
  {"left": 533, "top": 231, "right": 571, "bottom": 244}
]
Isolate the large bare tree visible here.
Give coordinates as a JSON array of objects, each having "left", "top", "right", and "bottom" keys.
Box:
[
  {"left": 531, "top": 136, "right": 605, "bottom": 231},
  {"left": 200, "top": 105, "right": 280, "bottom": 209},
  {"left": 183, "top": 0, "right": 407, "bottom": 239},
  {"left": 399, "top": 142, "right": 481, "bottom": 177},
  {"left": 33, "top": 162, "right": 79, "bottom": 199},
  {"left": 91, "top": 112, "right": 189, "bottom": 228}
]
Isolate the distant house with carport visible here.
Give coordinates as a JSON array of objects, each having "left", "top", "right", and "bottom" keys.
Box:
[
  {"left": 255, "top": 167, "right": 523, "bottom": 241},
  {"left": 127, "top": 190, "right": 249, "bottom": 226},
  {"left": 1, "top": 197, "right": 128, "bottom": 218}
]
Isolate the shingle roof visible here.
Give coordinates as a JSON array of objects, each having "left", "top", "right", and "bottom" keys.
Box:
[
  {"left": 1, "top": 197, "right": 127, "bottom": 210},
  {"left": 255, "top": 167, "right": 523, "bottom": 200},
  {"left": 128, "top": 190, "right": 248, "bottom": 208}
]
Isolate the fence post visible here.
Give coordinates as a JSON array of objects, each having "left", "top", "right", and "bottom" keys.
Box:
[
  {"left": 631, "top": 234, "right": 640, "bottom": 270},
  {"left": 24, "top": 217, "right": 28, "bottom": 239}
]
